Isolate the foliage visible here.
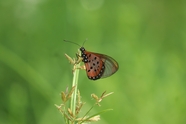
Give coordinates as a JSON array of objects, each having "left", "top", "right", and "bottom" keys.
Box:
[{"left": 0, "top": 0, "right": 186, "bottom": 124}]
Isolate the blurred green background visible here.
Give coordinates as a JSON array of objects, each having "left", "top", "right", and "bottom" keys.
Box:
[{"left": 0, "top": 0, "right": 186, "bottom": 124}]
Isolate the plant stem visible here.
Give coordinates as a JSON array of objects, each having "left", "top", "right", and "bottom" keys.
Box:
[{"left": 70, "top": 62, "right": 80, "bottom": 124}]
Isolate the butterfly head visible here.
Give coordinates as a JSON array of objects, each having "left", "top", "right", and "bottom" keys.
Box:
[{"left": 80, "top": 47, "right": 85, "bottom": 52}]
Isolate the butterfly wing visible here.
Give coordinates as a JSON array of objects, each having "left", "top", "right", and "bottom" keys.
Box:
[
  {"left": 83, "top": 51, "right": 119, "bottom": 80},
  {"left": 83, "top": 52, "right": 105, "bottom": 80},
  {"left": 95, "top": 53, "right": 119, "bottom": 78}
]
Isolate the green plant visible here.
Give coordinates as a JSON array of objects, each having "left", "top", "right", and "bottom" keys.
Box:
[{"left": 55, "top": 52, "right": 113, "bottom": 124}]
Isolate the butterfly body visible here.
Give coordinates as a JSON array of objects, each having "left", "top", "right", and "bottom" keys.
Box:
[{"left": 80, "top": 47, "right": 118, "bottom": 80}]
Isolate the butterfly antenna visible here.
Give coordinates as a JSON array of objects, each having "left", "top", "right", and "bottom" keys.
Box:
[
  {"left": 82, "top": 38, "right": 88, "bottom": 47},
  {"left": 64, "top": 40, "right": 81, "bottom": 47}
]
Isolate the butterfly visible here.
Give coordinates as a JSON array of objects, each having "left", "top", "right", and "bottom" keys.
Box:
[{"left": 64, "top": 40, "right": 119, "bottom": 80}]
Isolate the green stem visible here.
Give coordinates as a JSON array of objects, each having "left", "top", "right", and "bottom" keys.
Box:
[{"left": 70, "top": 62, "right": 80, "bottom": 124}]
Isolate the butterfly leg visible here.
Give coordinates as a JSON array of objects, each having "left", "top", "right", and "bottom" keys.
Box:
[
  {"left": 75, "top": 53, "right": 83, "bottom": 64},
  {"left": 65, "top": 53, "right": 83, "bottom": 64}
]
